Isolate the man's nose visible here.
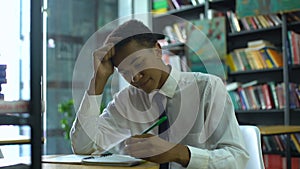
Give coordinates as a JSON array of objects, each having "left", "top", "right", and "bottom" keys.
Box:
[{"left": 131, "top": 72, "right": 143, "bottom": 83}]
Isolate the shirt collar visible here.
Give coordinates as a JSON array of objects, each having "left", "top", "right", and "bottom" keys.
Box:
[{"left": 158, "top": 66, "right": 180, "bottom": 98}]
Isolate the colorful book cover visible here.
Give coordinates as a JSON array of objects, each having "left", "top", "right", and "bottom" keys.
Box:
[{"left": 236, "top": 0, "right": 300, "bottom": 18}]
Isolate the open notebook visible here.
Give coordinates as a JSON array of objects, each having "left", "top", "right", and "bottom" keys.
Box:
[{"left": 42, "top": 154, "right": 145, "bottom": 167}]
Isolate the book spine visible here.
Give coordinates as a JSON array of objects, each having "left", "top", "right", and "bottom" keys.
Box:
[
  {"left": 240, "top": 18, "right": 250, "bottom": 31},
  {"left": 265, "top": 48, "right": 283, "bottom": 67},
  {"left": 276, "top": 83, "right": 285, "bottom": 109},
  {"left": 252, "top": 16, "right": 263, "bottom": 29},
  {"left": 262, "top": 84, "right": 273, "bottom": 109},
  {"left": 257, "top": 85, "right": 266, "bottom": 109},
  {"left": 291, "top": 134, "right": 300, "bottom": 153},
  {"left": 268, "top": 82, "right": 279, "bottom": 109},
  {"left": 237, "top": 87, "right": 249, "bottom": 110},
  {"left": 260, "top": 48, "right": 276, "bottom": 68}
]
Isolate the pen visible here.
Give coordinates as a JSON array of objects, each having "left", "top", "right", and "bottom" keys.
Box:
[
  {"left": 100, "top": 115, "right": 168, "bottom": 156},
  {"left": 141, "top": 115, "right": 168, "bottom": 134}
]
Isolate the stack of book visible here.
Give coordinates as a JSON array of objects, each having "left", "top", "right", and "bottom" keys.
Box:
[
  {"left": 226, "top": 81, "right": 300, "bottom": 111},
  {"left": 226, "top": 11, "right": 300, "bottom": 33},
  {"left": 0, "top": 65, "right": 7, "bottom": 100},
  {"left": 262, "top": 133, "right": 300, "bottom": 169},
  {"left": 262, "top": 133, "right": 300, "bottom": 154},
  {"left": 225, "top": 40, "right": 283, "bottom": 72}
]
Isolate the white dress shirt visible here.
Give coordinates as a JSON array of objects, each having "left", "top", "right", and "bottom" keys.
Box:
[{"left": 70, "top": 67, "right": 249, "bottom": 169}]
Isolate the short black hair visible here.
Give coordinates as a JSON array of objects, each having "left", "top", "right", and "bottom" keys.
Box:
[{"left": 106, "top": 19, "right": 158, "bottom": 50}]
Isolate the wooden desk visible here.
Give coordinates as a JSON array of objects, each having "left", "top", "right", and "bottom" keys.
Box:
[
  {"left": 42, "top": 155, "right": 159, "bottom": 169},
  {"left": 42, "top": 162, "right": 159, "bottom": 169},
  {"left": 0, "top": 155, "right": 159, "bottom": 169}
]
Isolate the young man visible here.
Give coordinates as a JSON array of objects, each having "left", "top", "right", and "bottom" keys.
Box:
[{"left": 70, "top": 19, "right": 249, "bottom": 169}]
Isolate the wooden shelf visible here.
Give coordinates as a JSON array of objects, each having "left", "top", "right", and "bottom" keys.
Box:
[
  {"left": 259, "top": 125, "right": 300, "bottom": 135},
  {"left": 227, "top": 67, "right": 283, "bottom": 83}
]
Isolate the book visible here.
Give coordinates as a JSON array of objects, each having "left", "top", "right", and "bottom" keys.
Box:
[
  {"left": 261, "top": 84, "right": 273, "bottom": 109},
  {"left": 255, "top": 85, "right": 266, "bottom": 109},
  {"left": 268, "top": 81, "right": 279, "bottom": 109},
  {"left": 228, "top": 91, "right": 241, "bottom": 110},
  {"left": 225, "top": 53, "right": 238, "bottom": 72},
  {"left": 42, "top": 154, "right": 145, "bottom": 167},
  {"left": 276, "top": 83, "right": 285, "bottom": 109},
  {"left": 263, "top": 154, "right": 283, "bottom": 169},
  {"left": 237, "top": 87, "right": 250, "bottom": 110},
  {"left": 265, "top": 48, "right": 283, "bottom": 67},
  {"left": 240, "top": 18, "right": 251, "bottom": 31},
  {"left": 289, "top": 31, "right": 300, "bottom": 65},
  {"left": 247, "top": 40, "right": 275, "bottom": 48},
  {"left": 226, "top": 81, "right": 240, "bottom": 91},
  {"left": 291, "top": 134, "right": 300, "bottom": 153}
]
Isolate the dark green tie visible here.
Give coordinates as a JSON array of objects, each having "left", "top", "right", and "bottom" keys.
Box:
[{"left": 154, "top": 93, "right": 169, "bottom": 169}]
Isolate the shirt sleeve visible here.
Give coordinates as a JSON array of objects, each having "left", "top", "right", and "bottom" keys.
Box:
[
  {"left": 69, "top": 91, "right": 103, "bottom": 154},
  {"left": 185, "top": 76, "right": 249, "bottom": 169},
  {"left": 70, "top": 91, "right": 131, "bottom": 155}
]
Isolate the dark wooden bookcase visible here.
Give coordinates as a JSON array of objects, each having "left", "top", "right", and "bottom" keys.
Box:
[{"left": 151, "top": 0, "right": 300, "bottom": 168}]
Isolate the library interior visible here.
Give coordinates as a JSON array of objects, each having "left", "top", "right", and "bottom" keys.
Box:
[{"left": 0, "top": 0, "right": 300, "bottom": 169}]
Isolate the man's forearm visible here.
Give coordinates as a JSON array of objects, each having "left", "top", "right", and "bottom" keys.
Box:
[
  {"left": 87, "top": 76, "right": 109, "bottom": 95},
  {"left": 171, "top": 144, "right": 190, "bottom": 167}
]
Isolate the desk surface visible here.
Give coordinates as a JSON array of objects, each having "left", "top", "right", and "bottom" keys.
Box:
[
  {"left": 43, "top": 162, "right": 159, "bottom": 169},
  {"left": 42, "top": 155, "right": 159, "bottom": 169},
  {"left": 0, "top": 155, "right": 159, "bottom": 169}
]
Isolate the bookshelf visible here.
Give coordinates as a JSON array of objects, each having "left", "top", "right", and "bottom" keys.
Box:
[
  {"left": 151, "top": 0, "right": 300, "bottom": 168},
  {"left": 0, "top": 0, "right": 43, "bottom": 168},
  {"left": 152, "top": 0, "right": 300, "bottom": 125},
  {"left": 259, "top": 125, "right": 300, "bottom": 169}
]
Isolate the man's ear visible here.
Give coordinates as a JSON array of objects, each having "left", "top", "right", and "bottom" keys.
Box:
[{"left": 154, "top": 42, "right": 162, "bottom": 57}]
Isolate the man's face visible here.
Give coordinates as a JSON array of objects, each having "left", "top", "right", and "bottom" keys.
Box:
[{"left": 112, "top": 40, "right": 164, "bottom": 93}]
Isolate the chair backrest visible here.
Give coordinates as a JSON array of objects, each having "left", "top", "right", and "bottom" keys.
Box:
[{"left": 240, "top": 125, "right": 265, "bottom": 169}]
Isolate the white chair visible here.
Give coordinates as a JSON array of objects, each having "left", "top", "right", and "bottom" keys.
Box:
[{"left": 240, "top": 125, "right": 265, "bottom": 169}]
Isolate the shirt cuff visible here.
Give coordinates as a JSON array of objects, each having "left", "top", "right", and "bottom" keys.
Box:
[{"left": 186, "top": 146, "right": 209, "bottom": 169}]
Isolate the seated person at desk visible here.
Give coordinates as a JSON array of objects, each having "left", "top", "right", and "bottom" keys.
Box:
[{"left": 70, "top": 19, "right": 249, "bottom": 169}]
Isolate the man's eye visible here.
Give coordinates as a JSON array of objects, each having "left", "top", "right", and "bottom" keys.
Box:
[{"left": 134, "top": 60, "right": 146, "bottom": 68}]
